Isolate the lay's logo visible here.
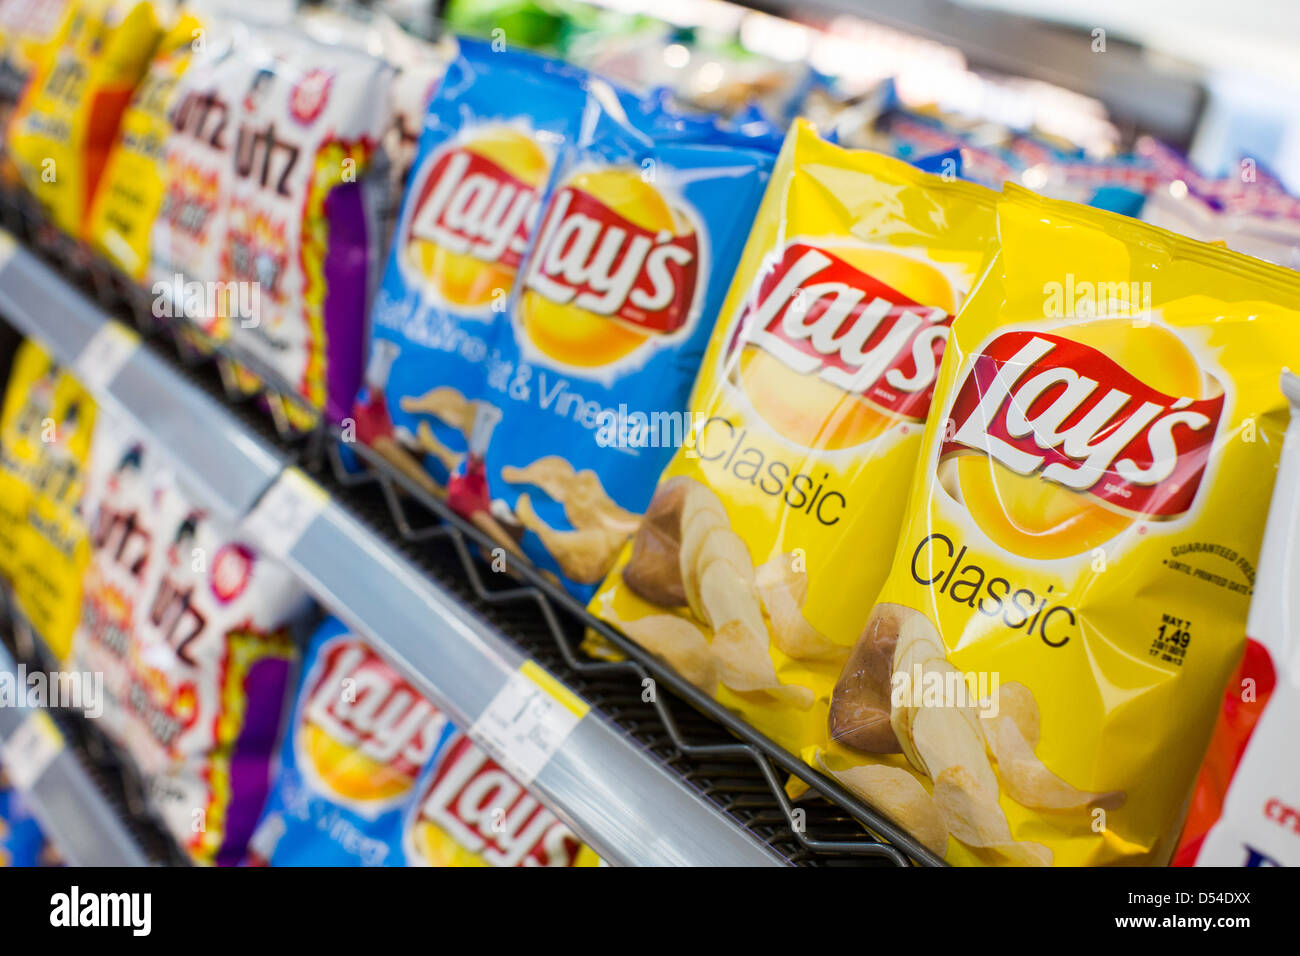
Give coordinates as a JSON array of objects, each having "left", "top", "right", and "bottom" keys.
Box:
[
  {"left": 941, "top": 330, "right": 1224, "bottom": 519},
  {"left": 403, "top": 127, "right": 552, "bottom": 310},
  {"left": 406, "top": 735, "right": 586, "bottom": 867},
  {"left": 738, "top": 243, "right": 950, "bottom": 417},
  {"left": 728, "top": 242, "right": 958, "bottom": 451},
  {"left": 525, "top": 184, "right": 700, "bottom": 334},
  {"left": 937, "top": 322, "right": 1226, "bottom": 561},
  {"left": 518, "top": 169, "right": 704, "bottom": 369},
  {"left": 299, "top": 639, "right": 447, "bottom": 809}
]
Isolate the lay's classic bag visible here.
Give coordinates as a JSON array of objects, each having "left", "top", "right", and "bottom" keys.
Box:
[
  {"left": 250, "top": 617, "right": 599, "bottom": 867},
  {"left": 0, "top": 339, "right": 96, "bottom": 660},
  {"left": 823, "top": 185, "right": 1300, "bottom": 866},
  {"left": 6, "top": 0, "right": 161, "bottom": 235},
  {"left": 352, "top": 39, "right": 589, "bottom": 498},
  {"left": 86, "top": 10, "right": 205, "bottom": 280},
  {"left": 588, "top": 119, "right": 998, "bottom": 756},
  {"left": 472, "top": 88, "right": 775, "bottom": 601}
]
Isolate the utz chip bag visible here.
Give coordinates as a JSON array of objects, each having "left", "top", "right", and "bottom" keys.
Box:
[
  {"left": 823, "top": 186, "right": 1300, "bottom": 866},
  {"left": 250, "top": 617, "right": 599, "bottom": 867},
  {"left": 0, "top": 339, "right": 96, "bottom": 659},
  {"left": 469, "top": 87, "right": 775, "bottom": 599},
  {"left": 1174, "top": 372, "right": 1300, "bottom": 867},
  {"left": 69, "top": 409, "right": 161, "bottom": 746},
  {"left": 588, "top": 120, "right": 997, "bottom": 755},
  {"left": 352, "top": 39, "right": 589, "bottom": 498},
  {"left": 215, "top": 26, "right": 393, "bottom": 424},
  {"left": 121, "top": 473, "right": 308, "bottom": 865},
  {"left": 86, "top": 11, "right": 205, "bottom": 280},
  {"left": 6, "top": 0, "right": 161, "bottom": 234},
  {"left": 148, "top": 18, "right": 244, "bottom": 318}
]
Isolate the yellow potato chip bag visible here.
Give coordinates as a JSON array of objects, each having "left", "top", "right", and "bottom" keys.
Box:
[
  {"left": 0, "top": 339, "right": 58, "bottom": 585},
  {"left": 825, "top": 185, "right": 1300, "bottom": 865},
  {"left": 588, "top": 120, "right": 998, "bottom": 756},
  {"left": 86, "top": 11, "right": 201, "bottom": 279},
  {"left": 0, "top": 339, "right": 96, "bottom": 659},
  {"left": 6, "top": 0, "right": 160, "bottom": 235}
]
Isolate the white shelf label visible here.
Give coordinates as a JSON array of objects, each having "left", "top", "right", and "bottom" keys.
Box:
[
  {"left": 470, "top": 662, "right": 588, "bottom": 785},
  {"left": 240, "top": 467, "right": 328, "bottom": 560},
  {"left": 2, "top": 711, "right": 64, "bottom": 791},
  {"left": 75, "top": 322, "right": 139, "bottom": 392}
]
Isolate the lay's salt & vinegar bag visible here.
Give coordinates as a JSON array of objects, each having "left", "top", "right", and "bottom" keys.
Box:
[
  {"left": 473, "top": 87, "right": 775, "bottom": 600},
  {"left": 86, "top": 9, "right": 205, "bottom": 280},
  {"left": 352, "top": 39, "right": 589, "bottom": 498},
  {"left": 588, "top": 119, "right": 998, "bottom": 756},
  {"left": 248, "top": 615, "right": 453, "bottom": 867},
  {"left": 214, "top": 24, "right": 393, "bottom": 424},
  {"left": 6, "top": 0, "right": 161, "bottom": 235},
  {"left": 250, "top": 616, "right": 599, "bottom": 867},
  {"left": 823, "top": 186, "right": 1300, "bottom": 866}
]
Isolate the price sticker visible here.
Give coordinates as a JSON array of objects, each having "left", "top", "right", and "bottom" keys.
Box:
[
  {"left": 2, "top": 710, "right": 64, "bottom": 791},
  {"left": 470, "top": 661, "right": 589, "bottom": 785},
  {"left": 75, "top": 321, "right": 140, "bottom": 392},
  {"left": 239, "top": 467, "right": 329, "bottom": 560}
]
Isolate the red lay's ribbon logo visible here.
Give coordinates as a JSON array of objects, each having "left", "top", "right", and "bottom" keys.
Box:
[
  {"left": 941, "top": 331, "right": 1225, "bottom": 518},
  {"left": 407, "top": 146, "right": 539, "bottom": 269},
  {"left": 413, "top": 735, "right": 584, "bottom": 867},
  {"left": 733, "top": 243, "right": 951, "bottom": 421},
  {"left": 302, "top": 640, "right": 445, "bottom": 782},
  {"left": 525, "top": 186, "right": 700, "bottom": 334}
]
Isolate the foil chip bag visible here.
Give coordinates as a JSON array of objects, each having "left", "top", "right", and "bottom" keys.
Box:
[
  {"left": 468, "top": 83, "right": 775, "bottom": 599},
  {"left": 250, "top": 616, "right": 600, "bottom": 867},
  {"left": 588, "top": 120, "right": 998, "bottom": 756},
  {"left": 352, "top": 39, "right": 589, "bottom": 499},
  {"left": 6, "top": 0, "right": 161, "bottom": 235},
  {"left": 825, "top": 186, "right": 1300, "bottom": 865}
]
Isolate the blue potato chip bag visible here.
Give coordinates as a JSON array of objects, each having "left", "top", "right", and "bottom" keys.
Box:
[
  {"left": 353, "top": 38, "right": 592, "bottom": 498},
  {"left": 463, "top": 88, "right": 774, "bottom": 600},
  {"left": 248, "top": 616, "right": 453, "bottom": 867}
]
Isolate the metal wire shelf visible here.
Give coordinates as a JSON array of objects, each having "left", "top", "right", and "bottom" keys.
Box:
[{"left": 0, "top": 188, "right": 940, "bottom": 866}]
